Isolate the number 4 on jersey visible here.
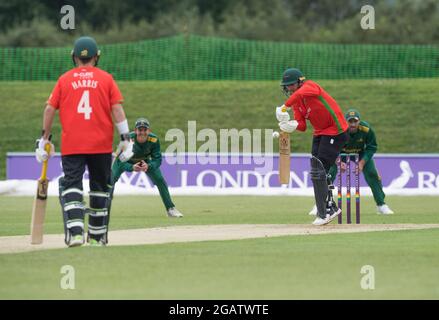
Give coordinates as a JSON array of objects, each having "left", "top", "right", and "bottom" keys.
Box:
[{"left": 77, "top": 90, "right": 92, "bottom": 120}]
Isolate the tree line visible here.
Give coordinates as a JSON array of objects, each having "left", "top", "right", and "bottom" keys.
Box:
[{"left": 1, "top": 0, "right": 439, "bottom": 46}]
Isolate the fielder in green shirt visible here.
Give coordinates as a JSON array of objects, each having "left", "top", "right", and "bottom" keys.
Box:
[
  {"left": 309, "top": 109, "right": 394, "bottom": 215},
  {"left": 111, "top": 118, "right": 183, "bottom": 218}
]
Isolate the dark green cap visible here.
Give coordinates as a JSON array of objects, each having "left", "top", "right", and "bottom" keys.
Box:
[
  {"left": 280, "top": 68, "right": 306, "bottom": 86},
  {"left": 135, "top": 118, "right": 150, "bottom": 129},
  {"left": 345, "top": 109, "right": 361, "bottom": 121},
  {"left": 72, "top": 36, "right": 99, "bottom": 58}
]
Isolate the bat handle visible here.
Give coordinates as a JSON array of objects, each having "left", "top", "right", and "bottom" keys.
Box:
[
  {"left": 44, "top": 142, "right": 51, "bottom": 153},
  {"left": 40, "top": 143, "right": 51, "bottom": 180}
]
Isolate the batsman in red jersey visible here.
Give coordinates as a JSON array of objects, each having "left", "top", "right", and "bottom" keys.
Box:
[
  {"left": 275, "top": 68, "right": 348, "bottom": 226},
  {"left": 35, "top": 36, "right": 133, "bottom": 247}
]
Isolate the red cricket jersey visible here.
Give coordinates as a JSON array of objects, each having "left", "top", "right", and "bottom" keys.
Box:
[
  {"left": 284, "top": 80, "right": 348, "bottom": 136},
  {"left": 47, "top": 66, "right": 123, "bottom": 155}
]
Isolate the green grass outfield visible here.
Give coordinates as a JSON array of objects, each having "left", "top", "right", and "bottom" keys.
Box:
[
  {"left": 1, "top": 79, "right": 439, "bottom": 179},
  {"left": 1, "top": 195, "right": 438, "bottom": 299}
]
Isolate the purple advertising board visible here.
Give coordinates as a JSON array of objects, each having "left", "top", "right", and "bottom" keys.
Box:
[{"left": 6, "top": 153, "right": 439, "bottom": 194}]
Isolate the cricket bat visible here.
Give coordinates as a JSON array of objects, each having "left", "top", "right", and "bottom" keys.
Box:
[
  {"left": 30, "top": 143, "right": 51, "bottom": 244},
  {"left": 279, "top": 131, "right": 291, "bottom": 184},
  {"left": 279, "top": 106, "right": 291, "bottom": 184}
]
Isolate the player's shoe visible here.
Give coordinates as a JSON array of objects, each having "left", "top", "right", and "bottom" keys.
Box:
[
  {"left": 167, "top": 207, "right": 184, "bottom": 218},
  {"left": 327, "top": 202, "right": 342, "bottom": 221},
  {"left": 68, "top": 234, "right": 84, "bottom": 248},
  {"left": 308, "top": 205, "right": 317, "bottom": 216},
  {"left": 377, "top": 204, "right": 394, "bottom": 215},
  {"left": 312, "top": 214, "right": 331, "bottom": 226},
  {"left": 88, "top": 238, "right": 106, "bottom": 247}
]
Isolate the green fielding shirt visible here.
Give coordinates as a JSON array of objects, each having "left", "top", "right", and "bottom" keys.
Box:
[
  {"left": 341, "top": 120, "right": 377, "bottom": 163},
  {"left": 121, "top": 132, "right": 162, "bottom": 171}
]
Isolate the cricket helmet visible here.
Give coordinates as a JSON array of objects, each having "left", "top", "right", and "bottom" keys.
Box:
[
  {"left": 281, "top": 68, "right": 305, "bottom": 86},
  {"left": 71, "top": 36, "right": 100, "bottom": 65},
  {"left": 280, "top": 68, "right": 306, "bottom": 97}
]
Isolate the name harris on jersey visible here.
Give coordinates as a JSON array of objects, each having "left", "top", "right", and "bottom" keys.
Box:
[{"left": 71, "top": 71, "right": 98, "bottom": 90}]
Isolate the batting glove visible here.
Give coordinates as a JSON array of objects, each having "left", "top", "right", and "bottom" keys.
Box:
[
  {"left": 276, "top": 105, "right": 290, "bottom": 122},
  {"left": 279, "top": 120, "right": 298, "bottom": 133},
  {"left": 35, "top": 137, "right": 55, "bottom": 163}
]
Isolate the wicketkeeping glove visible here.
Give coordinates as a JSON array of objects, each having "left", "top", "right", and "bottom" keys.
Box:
[
  {"left": 35, "top": 135, "right": 55, "bottom": 163},
  {"left": 276, "top": 105, "right": 290, "bottom": 122},
  {"left": 279, "top": 120, "right": 298, "bottom": 133}
]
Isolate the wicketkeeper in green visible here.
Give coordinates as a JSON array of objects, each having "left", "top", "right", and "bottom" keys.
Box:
[
  {"left": 309, "top": 109, "right": 394, "bottom": 215},
  {"left": 111, "top": 118, "right": 183, "bottom": 218}
]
